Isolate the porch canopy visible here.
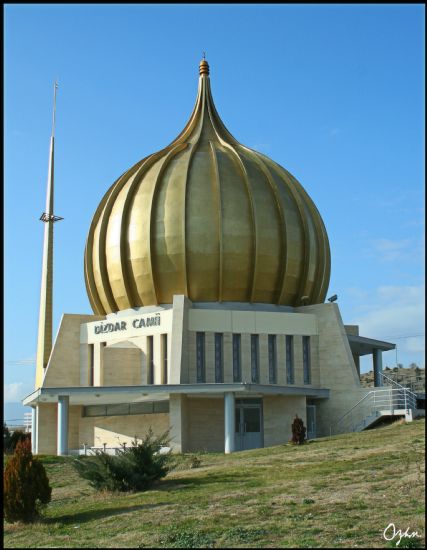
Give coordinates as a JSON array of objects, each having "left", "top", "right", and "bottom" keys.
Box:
[
  {"left": 347, "top": 335, "right": 395, "bottom": 356},
  {"left": 23, "top": 383, "right": 330, "bottom": 407}
]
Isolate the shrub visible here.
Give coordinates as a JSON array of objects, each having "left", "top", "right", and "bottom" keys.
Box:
[
  {"left": 4, "top": 438, "right": 52, "bottom": 523},
  {"left": 291, "top": 415, "right": 306, "bottom": 445},
  {"left": 3, "top": 425, "right": 31, "bottom": 454},
  {"left": 189, "top": 454, "right": 202, "bottom": 469},
  {"left": 158, "top": 525, "right": 216, "bottom": 548},
  {"left": 73, "top": 428, "right": 173, "bottom": 492}
]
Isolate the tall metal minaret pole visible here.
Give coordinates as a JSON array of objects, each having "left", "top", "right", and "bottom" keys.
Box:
[{"left": 35, "top": 82, "right": 63, "bottom": 388}]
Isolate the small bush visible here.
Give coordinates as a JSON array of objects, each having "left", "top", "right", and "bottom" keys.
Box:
[
  {"left": 73, "top": 428, "right": 173, "bottom": 492},
  {"left": 158, "top": 525, "right": 216, "bottom": 548},
  {"left": 4, "top": 425, "right": 31, "bottom": 454},
  {"left": 4, "top": 438, "right": 52, "bottom": 523},
  {"left": 224, "top": 526, "right": 268, "bottom": 542},
  {"left": 291, "top": 415, "right": 306, "bottom": 445},
  {"left": 189, "top": 454, "right": 202, "bottom": 469}
]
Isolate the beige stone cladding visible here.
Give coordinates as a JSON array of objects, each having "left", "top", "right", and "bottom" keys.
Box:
[
  {"left": 205, "top": 332, "right": 215, "bottom": 383},
  {"left": 37, "top": 404, "right": 82, "bottom": 454},
  {"left": 170, "top": 295, "right": 192, "bottom": 383},
  {"left": 69, "top": 406, "right": 83, "bottom": 450},
  {"left": 263, "top": 395, "right": 307, "bottom": 447},
  {"left": 37, "top": 403, "right": 57, "bottom": 455},
  {"left": 188, "top": 331, "right": 197, "bottom": 383},
  {"left": 223, "top": 332, "right": 233, "bottom": 383},
  {"left": 187, "top": 307, "right": 318, "bottom": 387},
  {"left": 344, "top": 325, "right": 361, "bottom": 377},
  {"left": 169, "top": 394, "right": 189, "bottom": 452},
  {"left": 187, "top": 397, "right": 224, "bottom": 452},
  {"left": 103, "top": 343, "right": 142, "bottom": 385},
  {"left": 43, "top": 314, "right": 102, "bottom": 388},
  {"left": 78, "top": 413, "right": 169, "bottom": 448},
  {"left": 296, "top": 303, "right": 368, "bottom": 436}
]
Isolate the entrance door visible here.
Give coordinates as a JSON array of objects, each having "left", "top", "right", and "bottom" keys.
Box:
[
  {"left": 235, "top": 400, "right": 263, "bottom": 451},
  {"left": 306, "top": 405, "right": 316, "bottom": 440}
]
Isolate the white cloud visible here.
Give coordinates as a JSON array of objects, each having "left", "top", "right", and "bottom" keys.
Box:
[
  {"left": 363, "top": 237, "right": 425, "bottom": 263},
  {"left": 5, "top": 355, "right": 36, "bottom": 366},
  {"left": 4, "top": 382, "right": 32, "bottom": 403},
  {"left": 370, "top": 238, "right": 412, "bottom": 262},
  {"left": 349, "top": 284, "right": 425, "bottom": 357}
]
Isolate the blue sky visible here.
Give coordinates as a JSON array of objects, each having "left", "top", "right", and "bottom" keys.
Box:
[{"left": 4, "top": 4, "right": 425, "bottom": 410}]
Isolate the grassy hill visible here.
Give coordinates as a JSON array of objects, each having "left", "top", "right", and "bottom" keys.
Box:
[{"left": 4, "top": 418, "right": 425, "bottom": 548}]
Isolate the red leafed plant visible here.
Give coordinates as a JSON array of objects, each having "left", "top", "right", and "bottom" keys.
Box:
[{"left": 4, "top": 438, "right": 52, "bottom": 523}]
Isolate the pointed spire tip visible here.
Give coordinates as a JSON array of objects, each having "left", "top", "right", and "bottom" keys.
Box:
[{"left": 199, "top": 54, "right": 209, "bottom": 76}]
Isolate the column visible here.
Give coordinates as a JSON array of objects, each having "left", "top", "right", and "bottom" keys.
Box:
[
  {"left": 57, "top": 395, "right": 69, "bottom": 456},
  {"left": 373, "top": 349, "right": 383, "bottom": 387},
  {"left": 169, "top": 394, "right": 189, "bottom": 453},
  {"left": 224, "top": 392, "right": 235, "bottom": 454},
  {"left": 31, "top": 406, "right": 38, "bottom": 454}
]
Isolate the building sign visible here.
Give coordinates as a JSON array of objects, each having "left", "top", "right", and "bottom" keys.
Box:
[{"left": 93, "top": 313, "right": 161, "bottom": 335}]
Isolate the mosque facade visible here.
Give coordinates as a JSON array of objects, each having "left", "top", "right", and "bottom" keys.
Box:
[{"left": 24, "top": 60, "right": 397, "bottom": 455}]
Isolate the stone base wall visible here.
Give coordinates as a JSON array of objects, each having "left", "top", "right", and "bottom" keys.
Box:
[
  {"left": 78, "top": 413, "right": 169, "bottom": 448},
  {"left": 37, "top": 403, "right": 57, "bottom": 455},
  {"left": 187, "top": 397, "right": 224, "bottom": 452},
  {"left": 263, "top": 395, "right": 307, "bottom": 447}
]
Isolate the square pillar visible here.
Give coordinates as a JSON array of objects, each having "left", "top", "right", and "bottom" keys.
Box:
[
  {"left": 373, "top": 349, "right": 383, "bottom": 387},
  {"left": 224, "top": 392, "right": 235, "bottom": 454},
  {"left": 57, "top": 395, "right": 69, "bottom": 456},
  {"left": 31, "top": 406, "right": 38, "bottom": 455},
  {"left": 169, "top": 394, "right": 189, "bottom": 453}
]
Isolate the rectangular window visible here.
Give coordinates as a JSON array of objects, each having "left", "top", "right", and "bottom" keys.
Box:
[
  {"left": 251, "top": 334, "right": 259, "bottom": 383},
  {"left": 106, "top": 403, "right": 129, "bottom": 416},
  {"left": 232, "top": 334, "right": 242, "bottom": 382},
  {"left": 215, "top": 333, "right": 223, "bottom": 383},
  {"left": 130, "top": 402, "right": 154, "bottom": 415},
  {"left": 84, "top": 401, "right": 170, "bottom": 418},
  {"left": 196, "top": 332, "right": 206, "bottom": 383},
  {"left": 84, "top": 404, "right": 107, "bottom": 417},
  {"left": 303, "top": 336, "right": 311, "bottom": 384},
  {"left": 162, "top": 334, "right": 168, "bottom": 384},
  {"left": 88, "top": 344, "right": 94, "bottom": 386},
  {"left": 268, "top": 335, "right": 277, "bottom": 384},
  {"left": 153, "top": 400, "right": 169, "bottom": 413},
  {"left": 147, "top": 336, "right": 154, "bottom": 384},
  {"left": 286, "top": 335, "right": 294, "bottom": 384}
]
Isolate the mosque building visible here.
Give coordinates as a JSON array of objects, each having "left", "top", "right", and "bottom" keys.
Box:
[{"left": 24, "top": 59, "right": 408, "bottom": 455}]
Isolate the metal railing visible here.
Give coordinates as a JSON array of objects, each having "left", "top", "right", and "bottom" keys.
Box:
[
  {"left": 331, "top": 374, "right": 417, "bottom": 435},
  {"left": 69, "top": 444, "right": 171, "bottom": 456}
]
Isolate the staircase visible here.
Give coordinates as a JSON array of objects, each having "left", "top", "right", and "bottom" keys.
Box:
[{"left": 333, "top": 373, "right": 418, "bottom": 435}]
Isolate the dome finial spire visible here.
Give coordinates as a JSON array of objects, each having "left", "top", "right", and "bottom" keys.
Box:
[{"left": 199, "top": 54, "right": 209, "bottom": 76}]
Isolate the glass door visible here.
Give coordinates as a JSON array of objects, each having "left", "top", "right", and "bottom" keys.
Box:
[
  {"left": 306, "top": 404, "right": 316, "bottom": 440},
  {"left": 235, "top": 399, "right": 263, "bottom": 450}
]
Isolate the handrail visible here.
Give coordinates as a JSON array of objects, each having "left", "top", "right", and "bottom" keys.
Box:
[
  {"left": 335, "top": 391, "right": 375, "bottom": 427},
  {"left": 380, "top": 372, "right": 418, "bottom": 397},
  {"left": 332, "top": 385, "right": 417, "bottom": 435}
]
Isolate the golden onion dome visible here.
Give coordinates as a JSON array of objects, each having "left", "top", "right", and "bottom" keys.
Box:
[{"left": 84, "top": 59, "right": 331, "bottom": 315}]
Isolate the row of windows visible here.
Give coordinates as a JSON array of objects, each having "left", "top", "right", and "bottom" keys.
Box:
[
  {"left": 83, "top": 400, "right": 170, "bottom": 418},
  {"left": 196, "top": 333, "right": 311, "bottom": 385}
]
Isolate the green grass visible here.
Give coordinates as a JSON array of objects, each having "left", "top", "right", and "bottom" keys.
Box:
[{"left": 4, "top": 418, "right": 426, "bottom": 548}]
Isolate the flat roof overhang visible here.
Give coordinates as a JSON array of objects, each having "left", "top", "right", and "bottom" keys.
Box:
[
  {"left": 23, "top": 384, "right": 330, "bottom": 407},
  {"left": 347, "top": 335, "right": 395, "bottom": 356}
]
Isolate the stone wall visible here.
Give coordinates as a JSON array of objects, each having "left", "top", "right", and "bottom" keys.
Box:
[{"left": 263, "top": 395, "right": 306, "bottom": 447}]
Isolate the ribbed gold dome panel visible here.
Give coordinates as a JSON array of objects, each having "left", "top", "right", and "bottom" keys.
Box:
[{"left": 84, "top": 60, "right": 331, "bottom": 315}]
